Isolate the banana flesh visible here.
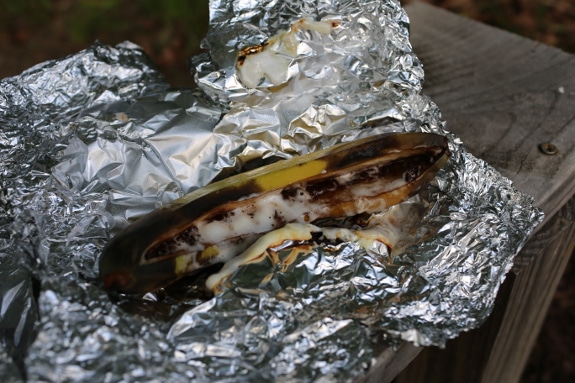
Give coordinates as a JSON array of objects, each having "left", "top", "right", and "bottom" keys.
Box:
[{"left": 99, "top": 132, "right": 450, "bottom": 294}]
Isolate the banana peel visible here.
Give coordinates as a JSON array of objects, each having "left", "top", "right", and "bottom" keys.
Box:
[{"left": 99, "top": 132, "right": 450, "bottom": 294}]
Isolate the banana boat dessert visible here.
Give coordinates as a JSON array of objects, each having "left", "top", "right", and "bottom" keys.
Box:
[{"left": 100, "top": 132, "right": 449, "bottom": 294}]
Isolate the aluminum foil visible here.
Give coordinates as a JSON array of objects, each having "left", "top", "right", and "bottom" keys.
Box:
[{"left": 0, "top": 0, "right": 543, "bottom": 382}]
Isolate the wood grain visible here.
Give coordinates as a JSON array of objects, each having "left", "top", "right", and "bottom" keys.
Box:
[
  {"left": 394, "top": 199, "right": 575, "bottom": 383},
  {"left": 483, "top": 199, "right": 575, "bottom": 382},
  {"left": 357, "top": 2, "right": 575, "bottom": 382},
  {"left": 406, "top": 1, "right": 575, "bottom": 222}
]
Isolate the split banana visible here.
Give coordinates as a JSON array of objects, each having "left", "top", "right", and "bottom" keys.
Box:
[{"left": 99, "top": 132, "right": 450, "bottom": 294}]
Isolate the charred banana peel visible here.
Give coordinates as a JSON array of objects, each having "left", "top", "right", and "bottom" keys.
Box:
[{"left": 99, "top": 132, "right": 450, "bottom": 294}]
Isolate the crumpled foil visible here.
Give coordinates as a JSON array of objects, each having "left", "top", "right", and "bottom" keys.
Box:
[{"left": 0, "top": 0, "right": 543, "bottom": 382}]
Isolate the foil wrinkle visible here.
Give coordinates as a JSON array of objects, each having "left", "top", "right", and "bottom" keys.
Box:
[{"left": 0, "top": 1, "right": 543, "bottom": 382}]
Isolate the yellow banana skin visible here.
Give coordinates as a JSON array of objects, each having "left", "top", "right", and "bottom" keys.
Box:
[{"left": 99, "top": 132, "right": 450, "bottom": 294}]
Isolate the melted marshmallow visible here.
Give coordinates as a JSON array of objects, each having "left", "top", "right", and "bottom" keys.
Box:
[{"left": 236, "top": 18, "right": 337, "bottom": 88}]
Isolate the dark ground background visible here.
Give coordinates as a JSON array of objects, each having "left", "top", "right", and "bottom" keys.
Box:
[{"left": 1, "top": 0, "right": 573, "bottom": 382}]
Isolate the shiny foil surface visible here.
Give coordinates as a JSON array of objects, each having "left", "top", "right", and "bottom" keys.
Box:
[{"left": 0, "top": 1, "right": 543, "bottom": 382}]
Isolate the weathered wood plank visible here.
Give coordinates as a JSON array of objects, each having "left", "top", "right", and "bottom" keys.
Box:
[
  {"left": 406, "top": 1, "right": 575, "bottom": 222},
  {"left": 358, "top": 2, "right": 575, "bottom": 382},
  {"left": 482, "top": 201, "right": 575, "bottom": 382},
  {"left": 395, "top": 198, "right": 575, "bottom": 383}
]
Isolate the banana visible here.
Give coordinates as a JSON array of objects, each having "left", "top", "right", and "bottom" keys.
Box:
[{"left": 99, "top": 132, "right": 450, "bottom": 294}]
